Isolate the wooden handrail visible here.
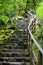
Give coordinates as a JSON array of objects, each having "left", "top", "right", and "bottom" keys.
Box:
[
  {"left": 28, "top": 12, "right": 43, "bottom": 65},
  {"left": 28, "top": 26, "right": 43, "bottom": 54}
]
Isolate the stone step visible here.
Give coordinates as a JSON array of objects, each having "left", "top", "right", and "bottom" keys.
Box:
[
  {"left": 1, "top": 45, "right": 27, "bottom": 49},
  {"left": 1, "top": 47, "right": 28, "bottom": 51},
  {"left": 0, "top": 57, "right": 30, "bottom": 62},
  {"left": 1, "top": 49, "right": 25, "bottom": 52},
  {"left": 9, "top": 38, "right": 27, "bottom": 41},
  {"left": 0, "top": 52, "right": 29, "bottom": 57},
  {"left": 0, "top": 53, "right": 29, "bottom": 57},
  {"left": 0, "top": 48, "right": 29, "bottom": 57},
  {"left": 13, "top": 34, "right": 27, "bottom": 38},
  {"left": 4, "top": 40, "right": 27, "bottom": 44},
  {"left": 2, "top": 38, "right": 27, "bottom": 43},
  {"left": 4, "top": 42, "right": 26, "bottom": 44},
  {"left": 12, "top": 35, "right": 27, "bottom": 37},
  {"left": 0, "top": 62, "right": 30, "bottom": 65},
  {"left": 13, "top": 32, "right": 27, "bottom": 34},
  {"left": 1, "top": 42, "right": 27, "bottom": 46},
  {"left": 4, "top": 39, "right": 27, "bottom": 43},
  {"left": 15, "top": 31, "right": 27, "bottom": 34},
  {"left": 13, "top": 31, "right": 27, "bottom": 36},
  {"left": 16, "top": 29, "right": 27, "bottom": 32},
  {"left": 2, "top": 44, "right": 27, "bottom": 47}
]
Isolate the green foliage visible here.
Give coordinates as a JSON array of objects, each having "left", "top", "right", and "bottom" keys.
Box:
[
  {"left": 34, "top": 23, "right": 43, "bottom": 48},
  {"left": 0, "top": 20, "right": 18, "bottom": 44},
  {"left": 0, "top": 29, "right": 14, "bottom": 44},
  {"left": 0, "top": 15, "right": 9, "bottom": 25},
  {"left": 33, "top": 1, "right": 43, "bottom": 48},
  {"left": 26, "top": 0, "right": 33, "bottom": 10},
  {"left": 36, "top": 2, "right": 43, "bottom": 19},
  {"left": 25, "top": 0, "right": 39, "bottom": 12},
  {"left": 38, "top": 24, "right": 43, "bottom": 47},
  {"left": 17, "top": 0, "right": 27, "bottom": 15},
  {"left": 0, "top": 0, "right": 18, "bottom": 24},
  {"left": 0, "top": 0, "right": 17, "bottom": 16}
]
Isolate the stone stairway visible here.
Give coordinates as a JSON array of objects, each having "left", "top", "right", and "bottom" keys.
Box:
[{"left": 0, "top": 18, "right": 30, "bottom": 65}]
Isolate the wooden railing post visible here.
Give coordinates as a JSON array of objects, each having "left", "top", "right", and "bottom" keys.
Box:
[
  {"left": 28, "top": 32, "right": 34, "bottom": 65},
  {"left": 29, "top": 17, "right": 35, "bottom": 65},
  {"left": 29, "top": 34, "right": 32, "bottom": 65},
  {"left": 30, "top": 39, "right": 34, "bottom": 65},
  {"left": 38, "top": 51, "right": 42, "bottom": 65}
]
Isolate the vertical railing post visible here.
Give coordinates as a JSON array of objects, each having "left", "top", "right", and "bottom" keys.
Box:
[
  {"left": 29, "top": 34, "right": 32, "bottom": 65},
  {"left": 28, "top": 29, "right": 31, "bottom": 65},
  {"left": 30, "top": 39, "right": 34, "bottom": 65},
  {"left": 29, "top": 18, "right": 33, "bottom": 65},
  {"left": 38, "top": 51, "right": 42, "bottom": 65},
  {"left": 27, "top": 19, "right": 30, "bottom": 53},
  {"left": 29, "top": 21, "right": 34, "bottom": 65}
]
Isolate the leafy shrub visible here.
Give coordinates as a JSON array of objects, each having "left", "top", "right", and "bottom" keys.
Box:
[
  {"left": 36, "top": 2, "right": 43, "bottom": 48},
  {"left": 0, "top": 0, "right": 18, "bottom": 25},
  {"left": 0, "top": 15, "right": 9, "bottom": 25},
  {"left": 36, "top": 2, "right": 43, "bottom": 19},
  {"left": 34, "top": 23, "right": 43, "bottom": 48}
]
